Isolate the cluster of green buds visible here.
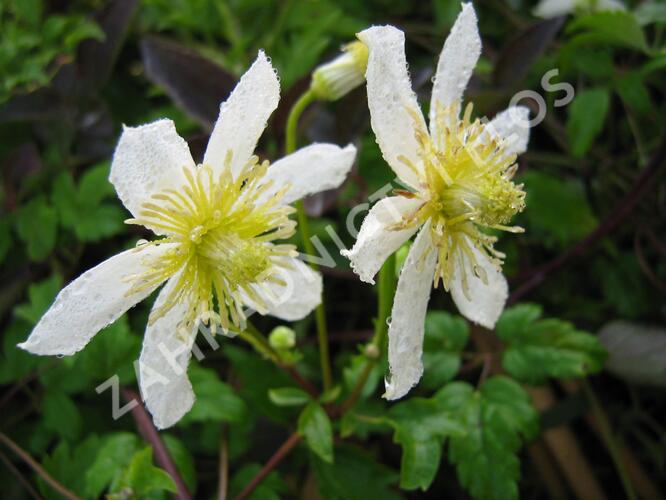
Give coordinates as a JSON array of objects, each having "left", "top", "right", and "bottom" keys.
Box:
[{"left": 310, "top": 40, "right": 369, "bottom": 101}]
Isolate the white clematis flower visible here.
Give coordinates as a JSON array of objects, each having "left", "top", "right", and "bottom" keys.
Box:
[
  {"left": 534, "top": 0, "right": 625, "bottom": 18},
  {"left": 344, "top": 4, "right": 530, "bottom": 400},
  {"left": 19, "top": 51, "right": 356, "bottom": 429}
]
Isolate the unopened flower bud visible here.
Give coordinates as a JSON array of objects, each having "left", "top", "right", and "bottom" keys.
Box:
[
  {"left": 268, "top": 325, "right": 296, "bottom": 350},
  {"left": 364, "top": 343, "right": 380, "bottom": 359},
  {"left": 310, "top": 41, "right": 369, "bottom": 101}
]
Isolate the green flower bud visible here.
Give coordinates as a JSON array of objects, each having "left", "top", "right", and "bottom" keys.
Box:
[
  {"left": 310, "top": 41, "right": 369, "bottom": 101},
  {"left": 268, "top": 325, "right": 296, "bottom": 350}
]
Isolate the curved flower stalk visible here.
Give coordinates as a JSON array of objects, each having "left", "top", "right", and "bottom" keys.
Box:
[
  {"left": 534, "top": 0, "right": 625, "bottom": 18},
  {"left": 18, "top": 51, "right": 356, "bottom": 429},
  {"left": 343, "top": 4, "right": 530, "bottom": 399}
]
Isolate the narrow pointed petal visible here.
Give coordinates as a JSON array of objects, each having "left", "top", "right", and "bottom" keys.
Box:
[
  {"left": 260, "top": 143, "right": 356, "bottom": 205},
  {"left": 357, "top": 26, "right": 428, "bottom": 189},
  {"left": 18, "top": 244, "right": 175, "bottom": 356},
  {"left": 533, "top": 0, "right": 574, "bottom": 18},
  {"left": 485, "top": 106, "right": 530, "bottom": 156},
  {"left": 342, "top": 196, "right": 423, "bottom": 284},
  {"left": 204, "top": 51, "right": 280, "bottom": 178},
  {"left": 249, "top": 257, "right": 322, "bottom": 321},
  {"left": 430, "top": 2, "right": 481, "bottom": 134},
  {"left": 139, "top": 276, "right": 197, "bottom": 429},
  {"left": 450, "top": 242, "right": 508, "bottom": 329},
  {"left": 384, "top": 221, "right": 437, "bottom": 400},
  {"left": 110, "top": 119, "right": 195, "bottom": 218}
]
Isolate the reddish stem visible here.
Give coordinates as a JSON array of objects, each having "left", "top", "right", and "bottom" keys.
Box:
[
  {"left": 121, "top": 388, "right": 192, "bottom": 500},
  {"left": 234, "top": 432, "right": 301, "bottom": 500}
]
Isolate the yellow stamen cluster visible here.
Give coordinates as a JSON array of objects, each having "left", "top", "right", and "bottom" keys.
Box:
[
  {"left": 125, "top": 154, "right": 297, "bottom": 334},
  {"left": 396, "top": 103, "right": 525, "bottom": 296}
]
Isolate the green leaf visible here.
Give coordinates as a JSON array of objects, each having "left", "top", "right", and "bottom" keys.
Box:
[
  {"left": 518, "top": 171, "right": 597, "bottom": 248},
  {"left": 40, "top": 436, "right": 102, "bottom": 499},
  {"left": 496, "top": 304, "right": 607, "bottom": 385},
  {"left": 319, "top": 385, "right": 342, "bottom": 404},
  {"left": 42, "top": 392, "right": 82, "bottom": 441},
  {"left": 15, "top": 197, "right": 57, "bottom": 261},
  {"left": 85, "top": 433, "right": 140, "bottom": 498},
  {"left": 268, "top": 387, "right": 311, "bottom": 406},
  {"left": 386, "top": 396, "right": 465, "bottom": 490},
  {"left": 181, "top": 365, "right": 247, "bottom": 424},
  {"left": 436, "top": 377, "right": 539, "bottom": 500},
  {"left": 311, "top": 445, "right": 400, "bottom": 500},
  {"left": 422, "top": 311, "right": 469, "bottom": 390},
  {"left": 110, "top": 447, "right": 177, "bottom": 497},
  {"left": 14, "top": 275, "right": 62, "bottom": 325},
  {"left": 298, "top": 401, "right": 334, "bottom": 463},
  {"left": 566, "top": 11, "right": 649, "bottom": 53},
  {"left": 566, "top": 87, "right": 610, "bottom": 157},
  {"left": 616, "top": 71, "right": 653, "bottom": 116}
]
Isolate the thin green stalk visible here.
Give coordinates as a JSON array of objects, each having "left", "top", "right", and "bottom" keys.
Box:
[
  {"left": 340, "top": 254, "right": 396, "bottom": 413},
  {"left": 583, "top": 380, "right": 637, "bottom": 500},
  {"left": 285, "top": 89, "right": 333, "bottom": 391}
]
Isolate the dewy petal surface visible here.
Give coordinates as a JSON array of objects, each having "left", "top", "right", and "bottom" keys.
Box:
[
  {"left": 384, "top": 221, "right": 437, "bottom": 400},
  {"left": 484, "top": 106, "right": 530, "bottom": 156},
  {"left": 139, "top": 274, "right": 197, "bottom": 430},
  {"left": 260, "top": 143, "right": 356, "bottom": 205},
  {"left": 248, "top": 257, "right": 323, "bottom": 321},
  {"left": 110, "top": 119, "right": 195, "bottom": 218},
  {"left": 18, "top": 243, "right": 176, "bottom": 356},
  {"left": 203, "top": 51, "right": 280, "bottom": 179},
  {"left": 450, "top": 239, "right": 508, "bottom": 329},
  {"left": 342, "top": 196, "right": 423, "bottom": 284},
  {"left": 357, "top": 26, "right": 428, "bottom": 189},
  {"left": 430, "top": 2, "right": 481, "bottom": 133}
]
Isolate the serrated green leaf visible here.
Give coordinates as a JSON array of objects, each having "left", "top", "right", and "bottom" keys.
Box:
[
  {"left": 110, "top": 447, "right": 177, "bottom": 497},
  {"left": 85, "top": 433, "right": 140, "bottom": 498},
  {"left": 298, "top": 401, "right": 334, "bottom": 463},
  {"left": 311, "top": 445, "right": 400, "bottom": 500},
  {"left": 422, "top": 311, "right": 469, "bottom": 390},
  {"left": 496, "top": 304, "right": 607, "bottom": 385},
  {"left": 518, "top": 171, "right": 597, "bottom": 248},
  {"left": 567, "top": 11, "right": 649, "bottom": 53},
  {"left": 14, "top": 275, "right": 62, "bottom": 325},
  {"left": 15, "top": 197, "right": 57, "bottom": 261},
  {"left": 566, "top": 87, "right": 610, "bottom": 157},
  {"left": 268, "top": 387, "right": 311, "bottom": 406},
  {"left": 181, "top": 365, "right": 247, "bottom": 424},
  {"left": 42, "top": 392, "right": 82, "bottom": 441},
  {"left": 385, "top": 396, "right": 465, "bottom": 490},
  {"left": 435, "top": 377, "right": 539, "bottom": 500}
]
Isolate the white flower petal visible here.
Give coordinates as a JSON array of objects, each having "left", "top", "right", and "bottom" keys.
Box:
[
  {"left": 18, "top": 244, "right": 175, "bottom": 356},
  {"left": 260, "top": 143, "right": 356, "bottom": 205},
  {"left": 450, "top": 240, "right": 508, "bottom": 329},
  {"left": 139, "top": 275, "right": 197, "bottom": 430},
  {"left": 203, "top": 51, "right": 280, "bottom": 178},
  {"left": 110, "top": 119, "right": 194, "bottom": 218},
  {"left": 430, "top": 2, "right": 481, "bottom": 132},
  {"left": 357, "top": 26, "right": 428, "bottom": 189},
  {"left": 485, "top": 106, "right": 531, "bottom": 156},
  {"left": 342, "top": 196, "right": 423, "bottom": 284},
  {"left": 533, "top": 0, "right": 574, "bottom": 18},
  {"left": 384, "top": 220, "right": 437, "bottom": 400},
  {"left": 249, "top": 257, "right": 322, "bottom": 321}
]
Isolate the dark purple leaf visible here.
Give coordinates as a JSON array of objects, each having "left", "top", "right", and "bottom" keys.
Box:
[
  {"left": 140, "top": 36, "right": 237, "bottom": 130},
  {"left": 493, "top": 17, "right": 565, "bottom": 89},
  {"left": 78, "top": 0, "right": 139, "bottom": 92}
]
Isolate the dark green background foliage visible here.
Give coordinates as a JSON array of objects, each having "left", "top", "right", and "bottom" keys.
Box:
[{"left": 1, "top": 0, "right": 665, "bottom": 498}]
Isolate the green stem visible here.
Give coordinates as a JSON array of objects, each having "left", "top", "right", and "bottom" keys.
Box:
[
  {"left": 238, "top": 322, "right": 280, "bottom": 363},
  {"left": 582, "top": 380, "right": 637, "bottom": 500},
  {"left": 285, "top": 89, "right": 334, "bottom": 391},
  {"left": 340, "top": 254, "right": 396, "bottom": 413}
]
